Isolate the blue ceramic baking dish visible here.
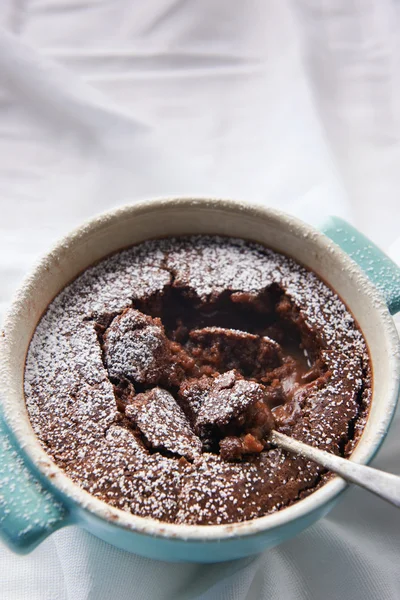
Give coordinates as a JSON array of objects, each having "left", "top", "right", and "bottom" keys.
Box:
[{"left": 1, "top": 198, "right": 399, "bottom": 562}]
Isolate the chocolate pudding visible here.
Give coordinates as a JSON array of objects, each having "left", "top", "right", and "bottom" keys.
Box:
[{"left": 24, "top": 236, "right": 371, "bottom": 525}]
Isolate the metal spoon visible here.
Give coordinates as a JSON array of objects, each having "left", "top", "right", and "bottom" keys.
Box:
[{"left": 270, "top": 430, "right": 400, "bottom": 508}]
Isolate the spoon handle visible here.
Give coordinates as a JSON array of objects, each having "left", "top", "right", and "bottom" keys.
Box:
[{"left": 270, "top": 430, "right": 400, "bottom": 508}]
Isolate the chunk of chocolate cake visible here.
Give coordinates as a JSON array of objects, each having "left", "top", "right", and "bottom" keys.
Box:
[
  {"left": 103, "top": 308, "right": 170, "bottom": 385},
  {"left": 125, "top": 388, "right": 202, "bottom": 461}
]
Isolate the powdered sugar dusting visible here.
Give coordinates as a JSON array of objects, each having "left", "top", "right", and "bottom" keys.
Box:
[{"left": 24, "top": 236, "right": 371, "bottom": 525}]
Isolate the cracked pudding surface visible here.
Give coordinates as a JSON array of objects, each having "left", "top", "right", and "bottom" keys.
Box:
[{"left": 24, "top": 236, "right": 371, "bottom": 525}]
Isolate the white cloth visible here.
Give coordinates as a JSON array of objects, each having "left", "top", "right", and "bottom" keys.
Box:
[{"left": 0, "top": 1, "right": 399, "bottom": 598}]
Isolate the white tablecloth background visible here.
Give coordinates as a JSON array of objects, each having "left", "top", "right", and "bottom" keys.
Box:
[{"left": 0, "top": 1, "right": 399, "bottom": 598}]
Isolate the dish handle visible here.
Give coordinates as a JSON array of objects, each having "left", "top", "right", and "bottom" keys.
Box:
[
  {"left": 321, "top": 217, "right": 400, "bottom": 315},
  {"left": 0, "top": 413, "right": 68, "bottom": 553}
]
